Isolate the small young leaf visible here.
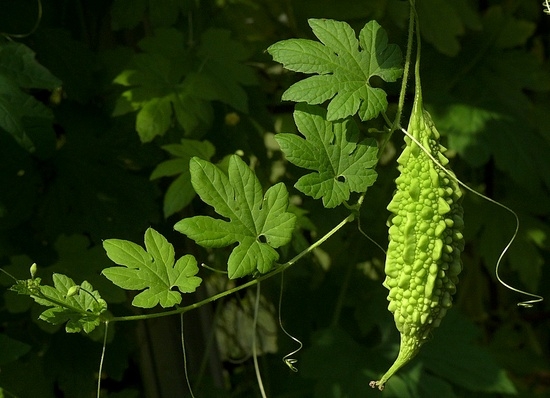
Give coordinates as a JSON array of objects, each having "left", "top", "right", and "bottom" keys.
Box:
[
  {"left": 19, "top": 274, "right": 108, "bottom": 334},
  {"left": 102, "top": 228, "right": 202, "bottom": 308},
  {"left": 174, "top": 155, "right": 296, "bottom": 279},
  {"left": 276, "top": 104, "right": 378, "bottom": 208},
  {"left": 151, "top": 139, "right": 215, "bottom": 218},
  {"left": 267, "top": 19, "right": 402, "bottom": 121}
]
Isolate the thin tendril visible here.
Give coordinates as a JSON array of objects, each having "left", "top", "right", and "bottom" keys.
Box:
[
  {"left": 356, "top": 218, "right": 387, "bottom": 256},
  {"left": 252, "top": 282, "right": 268, "bottom": 398},
  {"left": 544, "top": 0, "right": 550, "bottom": 15},
  {"left": 96, "top": 321, "right": 109, "bottom": 398},
  {"left": 201, "top": 263, "right": 228, "bottom": 274},
  {"left": 277, "top": 272, "right": 302, "bottom": 372},
  {"left": 180, "top": 313, "right": 197, "bottom": 398},
  {"left": 1, "top": 0, "right": 42, "bottom": 39},
  {"left": 0, "top": 268, "right": 18, "bottom": 282},
  {"left": 400, "top": 126, "right": 543, "bottom": 308}
]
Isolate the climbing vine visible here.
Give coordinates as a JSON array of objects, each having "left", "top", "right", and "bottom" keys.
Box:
[{"left": 0, "top": 1, "right": 549, "bottom": 397}]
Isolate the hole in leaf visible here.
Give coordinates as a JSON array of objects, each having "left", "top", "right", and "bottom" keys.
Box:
[
  {"left": 258, "top": 234, "right": 268, "bottom": 244},
  {"left": 336, "top": 175, "right": 346, "bottom": 183},
  {"left": 368, "top": 75, "right": 384, "bottom": 88}
]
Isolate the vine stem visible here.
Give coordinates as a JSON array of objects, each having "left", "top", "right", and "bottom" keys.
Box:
[
  {"left": 96, "top": 321, "right": 109, "bottom": 398},
  {"left": 352, "top": 0, "right": 417, "bottom": 253},
  {"left": 252, "top": 283, "right": 268, "bottom": 398},
  {"left": 180, "top": 314, "right": 197, "bottom": 398},
  {"left": 105, "top": 213, "right": 355, "bottom": 323},
  {"left": 356, "top": 0, "right": 416, "bottom": 214},
  {"left": 377, "top": 0, "right": 416, "bottom": 158}
]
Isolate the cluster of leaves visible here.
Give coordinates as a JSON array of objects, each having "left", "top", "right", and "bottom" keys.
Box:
[
  {"left": 112, "top": 27, "right": 256, "bottom": 142},
  {"left": 0, "top": 1, "right": 549, "bottom": 398},
  {"left": 9, "top": 267, "right": 107, "bottom": 333}
]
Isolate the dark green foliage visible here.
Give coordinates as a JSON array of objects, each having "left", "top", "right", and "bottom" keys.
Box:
[{"left": 0, "top": 1, "right": 549, "bottom": 397}]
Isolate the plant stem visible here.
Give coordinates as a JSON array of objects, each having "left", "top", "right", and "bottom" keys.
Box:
[
  {"left": 379, "top": 0, "right": 416, "bottom": 154},
  {"left": 96, "top": 321, "right": 109, "bottom": 398},
  {"left": 252, "top": 283, "right": 268, "bottom": 398},
  {"left": 357, "top": 0, "right": 416, "bottom": 211},
  {"left": 107, "top": 214, "right": 356, "bottom": 323}
]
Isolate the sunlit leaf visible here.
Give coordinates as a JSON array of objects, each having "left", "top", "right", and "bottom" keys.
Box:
[
  {"left": 275, "top": 104, "right": 378, "bottom": 208},
  {"left": 174, "top": 155, "right": 296, "bottom": 278},
  {"left": 10, "top": 273, "right": 108, "bottom": 333},
  {"left": 268, "top": 19, "right": 402, "bottom": 121},
  {"left": 103, "top": 228, "right": 202, "bottom": 308}
]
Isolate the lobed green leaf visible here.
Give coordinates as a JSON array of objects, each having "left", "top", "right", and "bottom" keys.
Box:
[
  {"left": 102, "top": 228, "right": 202, "bottom": 308},
  {"left": 175, "top": 156, "right": 296, "bottom": 278},
  {"left": 267, "top": 19, "right": 402, "bottom": 121},
  {"left": 275, "top": 104, "right": 378, "bottom": 208}
]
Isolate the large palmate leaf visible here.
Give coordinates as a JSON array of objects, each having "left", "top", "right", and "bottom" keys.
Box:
[
  {"left": 174, "top": 155, "right": 296, "bottom": 279},
  {"left": 267, "top": 19, "right": 402, "bottom": 121},
  {"left": 276, "top": 104, "right": 378, "bottom": 208},
  {"left": 102, "top": 228, "right": 202, "bottom": 308}
]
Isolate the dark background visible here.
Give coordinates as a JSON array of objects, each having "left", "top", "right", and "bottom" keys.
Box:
[{"left": 0, "top": 0, "right": 549, "bottom": 397}]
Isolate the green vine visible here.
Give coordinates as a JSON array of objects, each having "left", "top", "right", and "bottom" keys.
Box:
[{"left": 1, "top": 1, "right": 548, "bottom": 397}]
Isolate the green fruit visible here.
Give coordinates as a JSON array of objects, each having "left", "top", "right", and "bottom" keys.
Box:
[{"left": 370, "top": 75, "right": 464, "bottom": 390}]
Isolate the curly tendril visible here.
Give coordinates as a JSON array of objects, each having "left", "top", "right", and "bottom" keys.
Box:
[
  {"left": 0, "top": 0, "right": 42, "bottom": 39},
  {"left": 278, "top": 272, "right": 303, "bottom": 372},
  {"left": 400, "top": 127, "right": 544, "bottom": 308}
]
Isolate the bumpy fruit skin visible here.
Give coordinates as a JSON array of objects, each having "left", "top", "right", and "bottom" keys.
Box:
[{"left": 370, "top": 92, "right": 464, "bottom": 390}]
